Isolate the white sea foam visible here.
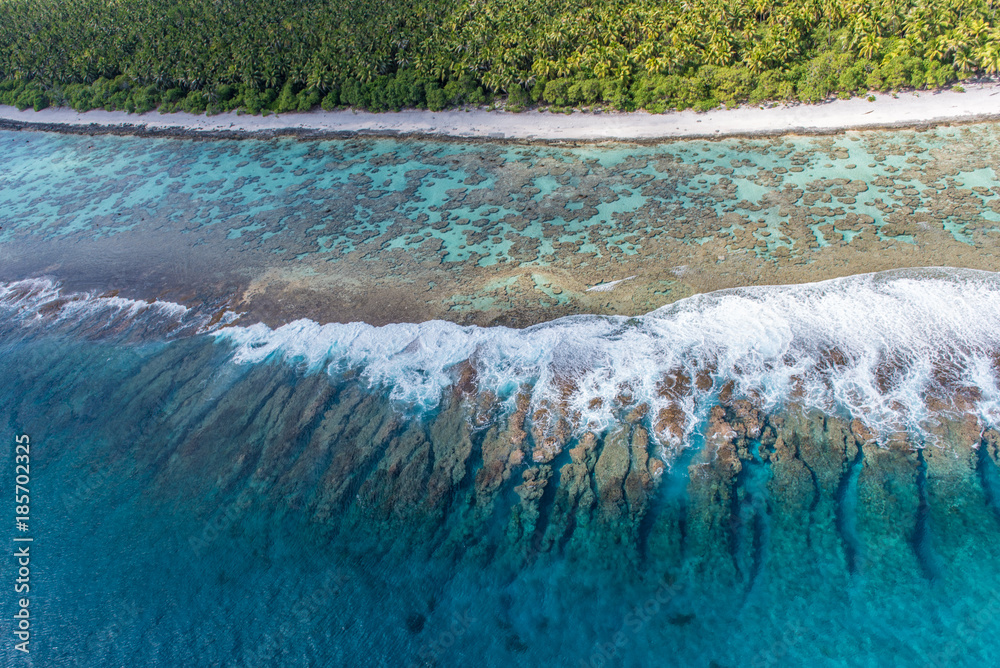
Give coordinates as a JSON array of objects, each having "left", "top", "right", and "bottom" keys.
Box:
[
  {"left": 5, "top": 271, "right": 999, "bottom": 453},
  {"left": 586, "top": 276, "right": 636, "bottom": 292},
  {"left": 217, "top": 268, "right": 1000, "bottom": 450},
  {"left": 0, "top": 278, "right": 235, "bottom": 338}
]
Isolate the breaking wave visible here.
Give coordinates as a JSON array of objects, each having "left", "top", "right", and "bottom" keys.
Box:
[
  {"left": 5, "top": 270, "right": 1000, "bottom": 455},
  {"left": 0, "top": 278, "right": 238, "bottom": 340},
  {"left": 217, "top": 268, "right": 1000, "bottom": 452}
]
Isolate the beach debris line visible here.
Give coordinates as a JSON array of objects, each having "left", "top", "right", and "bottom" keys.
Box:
[{"left": 586, "top": 276, "right": 636, "bottom": 292}]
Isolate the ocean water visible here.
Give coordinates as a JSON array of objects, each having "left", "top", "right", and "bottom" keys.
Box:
[{"left": 3, "top": 269, "right": 1000, "bottom": 666}]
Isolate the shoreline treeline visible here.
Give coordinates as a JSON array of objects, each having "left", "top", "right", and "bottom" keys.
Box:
[{"left": 0, "top": 0, "right": 996, "bottom": 114}]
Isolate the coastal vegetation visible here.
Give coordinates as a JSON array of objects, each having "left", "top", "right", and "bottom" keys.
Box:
[{"left": 0, "top": 0, "right": 997, "bottom": 114}]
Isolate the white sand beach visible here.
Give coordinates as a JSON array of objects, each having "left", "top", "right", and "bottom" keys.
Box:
[{"left": 1, "top": 81, "right": 999, "bottom": 140}]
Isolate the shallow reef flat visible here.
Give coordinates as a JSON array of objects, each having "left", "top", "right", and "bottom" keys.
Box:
[{"left": 4, "top": 123, "right": 1000, "bottom": 326}]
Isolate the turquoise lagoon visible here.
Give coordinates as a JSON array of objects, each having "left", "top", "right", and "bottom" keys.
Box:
[{"left": 4, "top": 124, "right": 1000, "bottom": 326}]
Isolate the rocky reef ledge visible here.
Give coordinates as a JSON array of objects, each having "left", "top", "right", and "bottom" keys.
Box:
[
  {"left": 18, "top": 327, "right": 997, "bottom": 587},
  {"left": 7, "top": 327, "right": 1000, "bottom": 665}
]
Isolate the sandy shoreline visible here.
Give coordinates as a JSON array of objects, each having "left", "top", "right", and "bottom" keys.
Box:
[{"left": 2, "top": 82, "right": 1000, "bottom": 141}]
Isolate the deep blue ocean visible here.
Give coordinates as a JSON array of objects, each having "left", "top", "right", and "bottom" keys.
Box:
[{"left": 2, "top": 128, "right": 1000, "bottom": 667}]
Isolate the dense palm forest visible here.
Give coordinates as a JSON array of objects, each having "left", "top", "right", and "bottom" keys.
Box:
[{"left": 0, "top": 0, "right": 997, "bottom": 114}]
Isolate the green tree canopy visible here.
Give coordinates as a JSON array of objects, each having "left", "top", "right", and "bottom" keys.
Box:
[{"left": 0, "top": 0, "right": 996, "bottom": 113}]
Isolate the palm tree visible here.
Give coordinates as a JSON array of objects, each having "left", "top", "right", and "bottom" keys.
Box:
[
  {"left": 974, "top": 44, "right": 1000, "bottom": 73},
  {"left": 953, "top": 48, "right": 975, "bottom": 73},
  {"left": 859, "top": 33, "right": 881, "bottom": 59}
]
